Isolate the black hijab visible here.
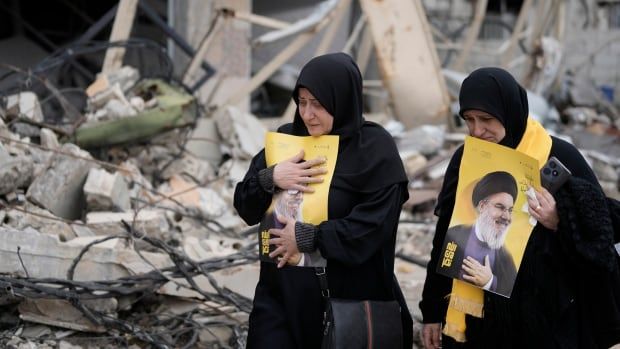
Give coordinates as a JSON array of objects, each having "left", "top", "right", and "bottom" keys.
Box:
[
  {"left": 277, "top": 52, "right": 407, "bottom": 193},
  {"left": 459, "top": 67, "right": 529, "bottom": 148},
  {"left": 437, "top": 67, "right": 529, "bottom": 216}
]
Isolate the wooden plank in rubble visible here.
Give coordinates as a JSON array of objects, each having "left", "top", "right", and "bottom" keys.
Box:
[
  {"left": 359, "top": 0, "right": 450, "bottom": 127},
  {"left": 101, "top": 0, "right": 139, "bottom": 74}
]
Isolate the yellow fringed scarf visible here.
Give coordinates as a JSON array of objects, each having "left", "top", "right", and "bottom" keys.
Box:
[{"left": 443, "top": 118, "right": 552, "bottom": 342}]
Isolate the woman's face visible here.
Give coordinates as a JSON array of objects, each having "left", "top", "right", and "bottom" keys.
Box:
[
  {"left": 462, "top": 109, "right": 506, "bottom": 143},
  {"left": 298, "top": 88, "right": 334, "bottom": 136}
]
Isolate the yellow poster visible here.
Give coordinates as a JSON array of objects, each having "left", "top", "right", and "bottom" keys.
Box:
[
  {"left": 259, "top": 132, "right": 339, "bottom": 267},
  {"left": 436, "top": 136, "right": 540, "bottom": 297}
]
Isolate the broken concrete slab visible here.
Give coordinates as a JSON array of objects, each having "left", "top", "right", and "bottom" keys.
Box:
[
  {"left": 185, "top": 117, "right": 222, "bottom": 168},
  {"left": 117, "top": 160, "right": 157, "bottom": 206},
  {"left": 26, "top": 143, "right": 96, "bottom": 220},
  {"left": 18, "top": 298, "right": 114, "bottom": 333},
  {"left": 158, "top": 175, "right": 228, "bottom": 219},
  {"left": 0, "top": 227, "right": 170, "bottom": 280},
  {"left": 159, "top": 155, "right": 216, "bottom": 185},
  {"left": 396, "top": 125, "right": 446, "bottom": 156},
  {"left": 39, "top": 129, "right": 59, "bottom": 150},
  {"left": 0, "top": 142, "right": 9, "bottom": 160},
  {"left": 214, "top": 106, "right": 266, "bottom": 160},
  {"left": 401, "top": 151, "right": 428, "bottom": 179},
  {"left": 219, "top": 158, "right": 251, "bottom": 187},
  {"left": 10, "top": 122, "right": 40, "bottom": 138},
  {"left": 5, "top": 92, "right": 44, "bottom": 122},
  {"left": 85, "top": 210, "right": 170, "bottom": 240},
  {"left": 0, "top": 155, "right": 34, "bottom": 195},
  {"left": 83, "top": 168, "right": 131, "bottom": 212},
  {"left": 106, "top": 66, "right": 140, "bottom": 94},
  {"left": 158, "top": 262, "right": 259, "bottom": 300},
  {"left": 183, "top": 236, "right": 243, "bottom": 260},
  {"left": 5, "top": 203, "right": 76, "bottom": 242}
]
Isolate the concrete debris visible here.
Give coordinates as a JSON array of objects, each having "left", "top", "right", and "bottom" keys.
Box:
[
  {"left": 0, "top": 227, "right": 170, "bottom": 279},
  {"left": 18, "top": 298, "right": 115, "bottom": 332},
  {"left": 396, "top": 125, "right": 446, "bottom": 156},
  {"left": 185, "top": 117, "right": 222, "bottom": 167},
  {"left": 26, "top": 144, "right": 96, "bottom": 220},
  {"left": 5, "top": 203, "right": 76, "bottom": 242},
  {"left": 158, "top": 175, "right": 228, "bottom": 219},
  {"left": 106, "top": 66, "right": 140, "bottom": 93},
  {"left": 39, "top": 128, "right": 59, "bottom": 150},
  {"left": 0, "top": 155, "right": 34, "bottom": 195},
  {"left": 159, "top": 155, "right": 216, "bottom": 185},
  {"left": 4, "top": 92, "right": 44, "bottom": 122},
  {"left": 215, "top": 106, "right": 266, "bottom": 160},
  {"left": 85, "top": 210, "right": 170, "bottom": 240},
  {"left": 83, "top": 168, "right": 131, "bottom": 212}
]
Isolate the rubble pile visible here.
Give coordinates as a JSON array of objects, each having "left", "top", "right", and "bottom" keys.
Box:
[{"left": 0, "top": 65, "right": 264, "bottom": 349}]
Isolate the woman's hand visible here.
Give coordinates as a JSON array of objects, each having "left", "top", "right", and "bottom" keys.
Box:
[
  {"left": 462, "top": 255, "right": 492, "bottom": 287},
  {"left": 273, "top": 150, "right": 327, "bottom": 193},
  {"left": 527, "top": 187, "right": 559, "bottom": 231},
  {"left": 422, "top": 323, "right": 441, "bottom": 349},
  {"left": 269, "top": 215, "right": 300, "bottom": 268}
]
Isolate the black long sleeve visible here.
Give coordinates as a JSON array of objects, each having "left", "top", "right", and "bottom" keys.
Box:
[
  {"left": 419, "top": 208, "right": 453, "bottom": 323},
  {"left": 316, "top": 184, "right": 405, "bottom": 266},
  {"left": 419, "top": 147, "right": 463, "bottom": 324},
  {"left": 233, "top": 149, "right": 273, "bottom": 225}
]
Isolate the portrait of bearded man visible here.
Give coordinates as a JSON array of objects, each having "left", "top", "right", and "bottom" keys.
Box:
[{"left": 438, "top": 171, "right": 518, "bottom": 296}]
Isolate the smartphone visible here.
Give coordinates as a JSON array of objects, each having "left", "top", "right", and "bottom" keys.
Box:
[{"left": 540, "top": 156, "right": 572, "bottom": 194}]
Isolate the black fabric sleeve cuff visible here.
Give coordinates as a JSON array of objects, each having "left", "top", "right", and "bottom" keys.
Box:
[
  {"left": 295, "top": 222, "right": 317, "bottom": 252},
  {"left": 258, "top": 165, "right": 275, "bottom": 193}
]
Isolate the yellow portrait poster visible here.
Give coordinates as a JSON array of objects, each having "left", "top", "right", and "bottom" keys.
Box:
[
  {"left": 436, "top": 136, "right": 540, "bottom": 297},
  {"left": 259, "top": 132, "right": 339, "bottom": 267}
]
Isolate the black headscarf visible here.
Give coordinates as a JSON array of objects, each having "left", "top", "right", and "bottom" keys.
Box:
[
  {"left": 459, "top": 67, "right": 529, "bottom": 148},
  {"left": 437, "top": 67, "right": 528, "bottom": 216},
  {"left": 277, "top": 52, "right": 407, "bottom": 193}
]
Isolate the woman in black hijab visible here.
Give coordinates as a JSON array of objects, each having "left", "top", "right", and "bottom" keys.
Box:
[
  {"left": 419, "top": 67, "right": 620, "bottom": 349},
  {"left": 234, "top": 53, "right": 413, "bottom": 348}
]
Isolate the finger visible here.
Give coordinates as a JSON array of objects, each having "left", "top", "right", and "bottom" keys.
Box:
[
  {"left": 269, "top": 246, "right": 286, "bottom": 259},
  {"left": 431, "top": 327, "right": 441, "bottom": 348},
  {"left": 268, "top": 228, "right": 282, "bottom": 237},
  {"left": 303, "top": 167, "right": 328, "bottom": 176},
  {"left": 484, "top": 255, "right": 490, "bottom": 266},
  {"left": 422, "top": 328, "right": 432, "bottom": 349},
  {"left": 286, "top": 150, "right": 305, "bottom": 163},
  {"left": 535, "top": 190, "right": 552, "bottom": 208},
  {"left": 464, "top": 256, "right": 482, "bottom": 267},
  {"left": 268, "top": 237, "right": 283, "bottom": 245},
  {"left": 462, "top": 274, "right": 475, "bottom": 282},
  {"left": 301, "top": 176, "right": 324, "bottom": 184},
  {"left": 461, "top": 264, "right": 475, "bottom": 275},
  {"left": 294, "top": 184, "right": 315, "bottom": 193},
  {"left": 526, "top": 195, "right": 540, "bottom": 209},
  {"left": 277, "top": 253, "right": 290, "bottom": 268},
  {"left": 303, "top": 156, "right": 327, "bottom": 167},
  {"left": 462, "top": 259, "right": 473, "bottom": 268},
  {"left": 539, "top": 187, "right": 556, "bottom": 206}
]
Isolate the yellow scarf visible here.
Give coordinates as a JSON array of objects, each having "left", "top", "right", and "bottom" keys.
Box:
[{"left": 443, "top": 118, "right": 552, "bottom": 342}]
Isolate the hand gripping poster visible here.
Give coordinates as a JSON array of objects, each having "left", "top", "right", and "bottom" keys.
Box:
[
  {"left": 259, "top": 132, "right": 338, "bottom": 267},
  {"left": 436, "top": 136, "right": 541, "bottom": 298}
]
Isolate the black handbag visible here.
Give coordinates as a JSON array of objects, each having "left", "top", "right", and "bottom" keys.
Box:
[{"left": 316, "top": 267, "right": 403, "bottom": 349}]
